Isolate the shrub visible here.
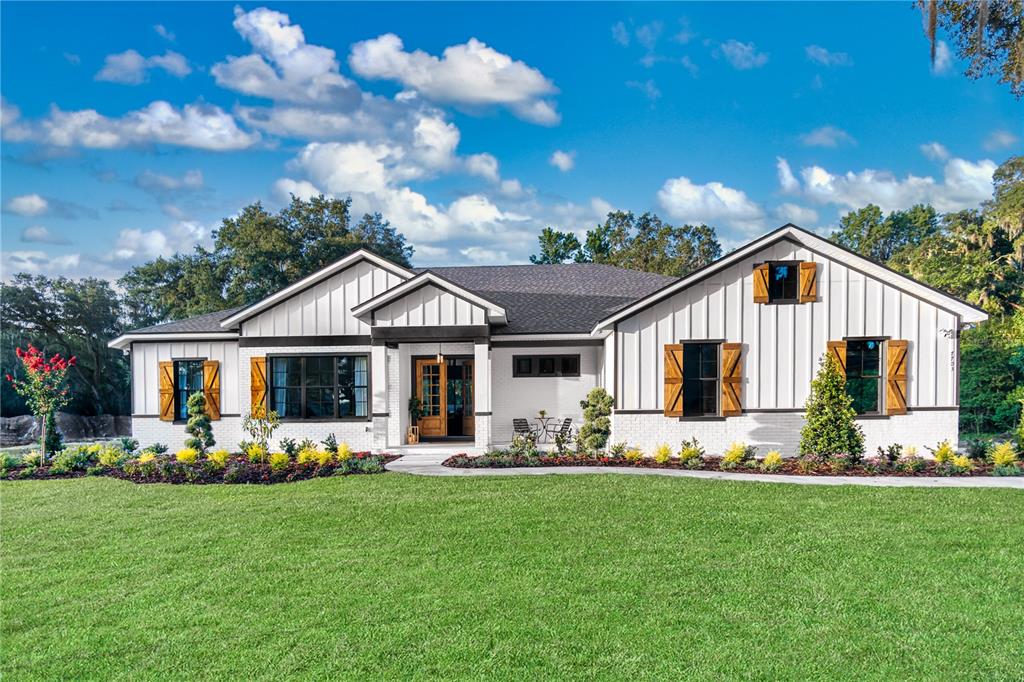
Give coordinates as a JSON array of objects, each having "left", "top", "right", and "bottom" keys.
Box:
[
  {"left": 607, "top": 442, "right": 628, "bottom": 459},
  {"left": 246, "top": 443, "right": 268, "bottom": 464},
  {"left": 336, "top": 442, "right": 353, "bottom": 462},
  {"left": 0, "top": 453, "right": 18, "bottom": 476},
  {"left": 797, "top": 453, "right": 826, "bottom": 473},
  {"left": 553, "top": 431, "right": 573, "bottom": 457},
  {"left": 269, "top": 451, "right": 291, "bottom": 472},
  {"left": 143, "top": 442, "right": 169, "bottom": 456},
  {"left": 97, "top": 445, "right": 128, "bottom": 468},
  {"left": 761, "top": 450, "right": 783, "bottom": 472},
  {"left": 116, "top": 437, "right": 139, "bottom": 454},
  {"left": 322, "top": 433, "right": 339, "bottom": 452},
  {"left": 279, "top": 437, "right": 298, "bottom": 458},
  {"left": 799, "top": 352, "right": 864, "bottom": 460},
  {"left": 930, "top": 440, "right": 956, "bottom": 464},
  {"left": 22, "top": 451, "right": 43, "bottom": 467},
  {"left": 653, "top": 443, "right": 672, "bottom": 464},
  {"left": 508, "top": 434, "right": 540, "bottom": 458},
  {"left": 624, "top": 448, "right": 643, "bottom": 462},
  {"left": 937, "top": 454, "right": 973, "bottom": 476},
  {"left": 721, "top": 442, "right": 753, "bottom": 470},
  {"left": 297, "top": 438, "right": 315, "bottom": 453},
  {"left": 50, "top": 448, "right": 92, "bottom": 475},
  {"left": 208, "top": 449, "right": 230, "bottom": 469},
  {"left": 184, "top": 392, "right": 215, "bottom": 455},
  {"left": 41, "top": 412, "right": 63, "bottom": 456},
  {"left": 993, "top": 464, "right": 1023, "bottom": 477},
  {"left": 678, "top": 438, "right": 704, "bottom": 469},
  {"left": 988, "top": 441, "right": 1018, "bottom": 467},
  {"left": 297, "top": 447, "right": 332, "bottom": 466},
  {"left": 896, "top": 453, "right": 926, "bottom": 473},
  {"left": 876, "top": 443, "right": 903, "bottom": 466},
  {"left": 175, "top": 447, "right": 199, "bottom": 465},
  {"left": 577, "top": 387, "right": 614, "bottom": 452},
  {"left": 829, "top": 453, "right": 855, "bottom": 473},
  {"left": 242, "top": 410, "right": 280, "bottom": 455},
  {"left": 964, "top": 438, "right": 991, "bottom": 461}
]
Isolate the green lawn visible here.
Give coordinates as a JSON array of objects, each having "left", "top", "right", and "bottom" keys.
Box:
[{"left": 3, "top": 474, "right": 1022, "bottom": 680}]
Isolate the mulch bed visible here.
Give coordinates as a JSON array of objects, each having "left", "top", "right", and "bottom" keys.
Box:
[
  {"left": 443, "top": 454, "right": 1001, "bottom": 477},
  {"left": 2, "top": 454, "right": 400, "bottom": 485}
]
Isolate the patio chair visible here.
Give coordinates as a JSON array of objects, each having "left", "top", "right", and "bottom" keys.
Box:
[
  {"left": 512, "top": 418, "right": 540, "bottom": 440},
  {"left": 546, "top": 417, "right": 572, "bottom": 442}
]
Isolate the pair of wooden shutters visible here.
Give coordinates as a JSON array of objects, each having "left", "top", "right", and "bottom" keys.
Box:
[
  {"left": 664, "top": 343, "right": 742, "bottom": 418},
  {"left": 827, "top": 339, "right": 909, "bottom": 416},
  {"left": 158, "top": 360, "right": 221, "bottom": 421},
  {"left": 753, "top": 262, "right": 817, "bottom": 304}
]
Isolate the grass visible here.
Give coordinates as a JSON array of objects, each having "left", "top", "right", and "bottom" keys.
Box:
[{"left": 3, "top": 474, "right": 1022, "bottom": 680}]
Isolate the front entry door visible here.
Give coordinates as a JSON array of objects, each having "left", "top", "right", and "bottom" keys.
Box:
[{"left": 415, "top": 359, "right": 446, "bottom": 437}]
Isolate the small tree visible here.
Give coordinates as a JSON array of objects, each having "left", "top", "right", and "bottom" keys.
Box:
[
  {"left": 242, "top": 409, "right": 280, "bottom": 462},
  {"left": 578, "top": 387, "right": 614, "bottom": 453},
  {"left": 800, "top": 353, "right": 864, "bottom": 460},
  {"left": 5, "top": 345, "right": 76, "bottom": 464},
  {"left": 184, "top": 392, "right": 215, "bottom": 455}
]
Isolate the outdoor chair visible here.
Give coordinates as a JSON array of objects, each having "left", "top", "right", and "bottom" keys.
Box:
[
  {"left": 513, "top": 418, "right": 540, "bottom": 440},
  {"left": 546, "top": 417, "right": 572, "bottom": 442}
]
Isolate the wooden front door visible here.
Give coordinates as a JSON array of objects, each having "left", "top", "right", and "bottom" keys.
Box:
[{"left": 415, "top": 359, "right": 446, "bottom": 437}]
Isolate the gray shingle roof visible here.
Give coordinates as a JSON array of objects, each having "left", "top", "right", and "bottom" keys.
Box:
[
  {"left": 416, "top": 264, "right": 678, "bottom": 334},
  {"left": 127, "top": 264, "right": 677, "bottom": 336}
]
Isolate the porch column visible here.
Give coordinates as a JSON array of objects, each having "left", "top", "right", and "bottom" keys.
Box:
[
  {"left": 474, "top": 339, "right": 491, "bottom": 451},
  {"left": 371, "top": 343, "right": 388, "bottom": 452}
]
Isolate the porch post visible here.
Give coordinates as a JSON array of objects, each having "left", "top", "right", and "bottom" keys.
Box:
[
  {"left": 474, "top": 339, "right": 491, "bottom": 451},
  {"left": 371, "top": 343, "right": 388, "bottom": 452}
]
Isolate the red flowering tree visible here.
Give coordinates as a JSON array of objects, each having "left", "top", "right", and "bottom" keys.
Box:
[{"left": 6, "top": 345, "right": 76, "bottom": 464}]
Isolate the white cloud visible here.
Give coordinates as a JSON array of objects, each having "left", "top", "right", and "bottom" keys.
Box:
[
  {"left": 626, "top": 79, "right": 661, "bottom": 101},
  {"left": 465, "top": 153, "right": 499, "bottom": 182},
  {"left": 635, "top": 21, "right": 663, "bottom": 51},
  {"left": 805, "top": 45, "right": 852, "bottom": 67},
  {"left": 779, "top": 156, "right": 997, "bottom": 213},
  {"left": 95, "top": 49, "right": 191, "bottom": 84},
  {"left": 411, "top": 114, "right": 460, "bottom": 171},
  {"left": 776, "top": 157, "right": 800, "bottom": 194},
  {"left": 500, "top": 178, "right": 525, "bottom": 197},
  {"left": 21, "top": 225, "right": 71, "bottom": 245},
  {"left": 212, "top": 6, "right": 359, "bottom": 106},
  {"left": 983, "top": 129, "right": 1019, "bottom": 151},
  {"left": 1, "top": 251, "right": 81, "bottom": 277},
  {"left": 5, "top": 100, "right": 259, "bottom": 151},
  {"left": 799, "top": 125, "right": 856, "bottom": 148},
  {"left": 657, "top": 176, "right": 764, "bottom": 230},
  {"left": 611, "top": 21, "right": 630, "bottom": 46},
  {"left": 719, "top": 40, "right": 768, "bottom": 69},
  {"left": 135, "top": 169, "right": 204, "bottom": 193},
  {"left": 932, "top": 40, "right": 952, "bottom": 75},
  {"left": 110, "top": 220, "right": 209, "bottom": 262},
  {"left": 459, "top": 246, "right": 514, "bottom": 265},
  {"left": 774, "top": 203, "right": 818, "bottom": 226},
  {"left": 6, "top": 193, "right": 49, "bottom": 216},
  {"left": 349, "top": 33, "right": 560, "bottom": 125},
  {"left": 919, "top": 141, "right": 950, "bottom": 161},
  {"left": 154, "top": 24, "right": 175, "bottom": 41},
  {"left": 273, "top": 178, "right": 322, "bottom": 202},
  {"left": 549, "top": 149, "right": 575, "bottom": 172}
]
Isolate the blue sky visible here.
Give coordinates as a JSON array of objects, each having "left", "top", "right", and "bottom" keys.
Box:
[{"left": 1, "top": 2, "right": 1020, "bottom": 279}]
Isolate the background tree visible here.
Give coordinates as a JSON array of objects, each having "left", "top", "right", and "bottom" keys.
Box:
[
  {"left": 530, "top": 227, "right": 582, "bottom": 264},
  {"left": 831, "top": 203, "right": 938, "bottom": 265}
]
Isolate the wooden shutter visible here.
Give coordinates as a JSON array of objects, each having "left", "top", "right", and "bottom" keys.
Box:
[
  {"left": 203, "top": 360, "right": 221, "bottom": 421},
  {"left": 798, "top": 261, "right": 817, "bottom": 303},
  {"left": 753, "top": 264, "right": 769, "bottom": 303},
  {"left": 827, "top": 341, "right": 847, "bottom": 378},
  {"left": 663, "top": 344, "right": 683, "bottom": 417},
  {"left": 158, "top": 361, "right": 175, "bottom": 421},
  {"left": 721, "top": 343, "right": 742, "bottom": 417},
  {"left": 886, "top": 340, "right": 908, "bottom": 415},
  {"left": 250, "top": 356, "right": 267, "bottom": 417}
]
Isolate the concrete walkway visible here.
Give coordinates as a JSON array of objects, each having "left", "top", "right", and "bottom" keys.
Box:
[{"left": 386, "top": 453, "right": 1024, "bottom": 488}]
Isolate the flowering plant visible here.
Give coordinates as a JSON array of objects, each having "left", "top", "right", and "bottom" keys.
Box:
[{"left": 6, "top": 345, "right": 76, "bottom": 464}]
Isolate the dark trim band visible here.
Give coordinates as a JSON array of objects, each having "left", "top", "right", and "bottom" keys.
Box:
[
  {"left": 491, "top": 338, "right": 604, "bottom": 347},
  {"left": 371, "top": 325, "right": 490, "bottom": 341},
  {"left": 240, "top": 335, "right": 372, "bottom": 347},
  {"left": 372, "top": 412, "right": 390, "bottom": 418}
]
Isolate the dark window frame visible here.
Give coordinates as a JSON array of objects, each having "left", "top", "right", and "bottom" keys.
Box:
[
  {"left": 765, "top": 260, "right": 801, "bottom": 304},
  {"left": 844, "top": 338, "right": 885, "bottom": 416},
  {"left": 173, "top": 358, "right": 205, "bottom": 422},
  {"left": 681, "top": 342, "right": 720, "bottom": 418},
  {"left": 512, "top": 354, "right": 582, "bottom": 378},
  {"left": 267, "top": 354, "right": 370, "bottom": 422}
]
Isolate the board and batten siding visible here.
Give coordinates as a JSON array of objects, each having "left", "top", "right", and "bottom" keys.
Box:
[
  {"left": 615, "top": 238, "right": 959, "bottom": 412},
  {"left": 131, "top": 340, "right": 240, "bottom": 416},
  {"left": 372, "top": 284, "right": 487, "bottom": 327},
  {"left": 240, "top": 260, "right": 405, "bottom": 337}
]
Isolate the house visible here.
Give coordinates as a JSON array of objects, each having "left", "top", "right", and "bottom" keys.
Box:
[{"left": 108, "top": 224, "right": 988, "bottom": 456}]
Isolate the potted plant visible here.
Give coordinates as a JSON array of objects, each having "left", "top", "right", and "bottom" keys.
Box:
[{"left": 407, "top": 396, "right": 423, "bottom": 444}]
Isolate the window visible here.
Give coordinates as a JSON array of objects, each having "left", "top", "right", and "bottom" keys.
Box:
[
  {"left": 768, "top": 261, "right": 799, "bottom": 303},
  {"left": 269, "top": 355, "right": 368, "bottom": 419},
  {"left": 682, "top": 343, "right": 718, "bottom": 417},
  {"left": 174, "top": 360, "right": 204, "bottom": 420},
  {"left": 512, "top": 354, "right": 581, "bottom": 377},
  {"left": 846, "top": 339, "right": 883, "bottom": 415}
]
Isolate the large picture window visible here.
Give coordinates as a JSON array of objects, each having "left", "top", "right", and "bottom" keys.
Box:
[
  {"left": 682, "top": 343, "right": 719, "bottom": 417},
  {"left": 512, "top": 354, "right": 581, "bottom": 377},
  {"left": 846, "top": 339, "right": 883, "bottom": 415},
  {"left": 174, "top": 360, "right": 204, "bottom": 420},
  {"left": 269, "top": 355, "right": 368, "bottom": 419},
  {"left": 768, "top": 261, "right": 799, "bottom": 303}
]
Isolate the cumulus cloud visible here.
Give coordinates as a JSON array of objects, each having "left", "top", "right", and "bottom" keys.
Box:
[
  {"left": 5, "top": 193, "right": 49, "bottom": 216},
  {"left": 110, "top": 220, "right": 209, "bottom": 262},
  {"left": 773, "top": 203, "right": 818, "bottom": 226},
  {"left": 273, "top": 178, "right": 322, "bottom": 202},
  {"left": 465, "top": 153, "right": 499, "bottom": 182},
  {"left": 549, "top": 149, "right": 575, "bottom": 172},
  {"left": 3, "top": 100, "right": 259, "bottom": 151},
  {"left": 21, "top": 225, "right": 71, "bottom": 245},
  {"left": 718, "top": 40, "right": 768, "bottom": 69},
  {"left": 920, "top": 141, "right": 950, "bottom": 161},
  {"left": 154, "top": 24, "right": 175, "bottom": 41},
  {"left": 1, "top": 251, "right": 81, "bottom": 277},
  {"left": 778, "top": 156, "right": 996, "bottom": 213},
  {"left": 799, "top": 125, "right": 856, "bottom": 148},
  {"left": 776, "top": 157, "right": 800, "bottom": 194},
  {"left": 459, "top": 246, "right": 514, "bottom": 265},
  {"left": 349, "top": 33, "right": 560, "bottom": 125},
  {"left": 95, "top": 49, "right": 191, "bottom": 84},
  {"left": 805, "top": 45, "right": 852, "bottom": 67},
  {"left": 657, "top": 176, "right": 764, "bottom": 230},
  {"left": 983, "top": 129, "right": 1019, "bottom": 151},
  {"left": 3, "top": 193, "right": 97, "bottom": 219}
]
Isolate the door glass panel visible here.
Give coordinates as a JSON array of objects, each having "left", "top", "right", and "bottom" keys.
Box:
[{"left": 421, "top": 364, "right": 441, "bottom": 417}]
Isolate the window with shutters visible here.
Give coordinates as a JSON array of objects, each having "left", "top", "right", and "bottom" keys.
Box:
[
  {"left": 682, "top": 343, "right": 719, "bottom": 417},
  {"left": 767, "top": 261, "right": 800, "bottom": 303},
  {"left": 845, "top": 339, "right": 884, "bottom": 415},
  {"left": 269, "top": 355, "right": 369, "bottom": 420},
  {"left": 174, "top": 360, "right": 204, "bottom": 420}
]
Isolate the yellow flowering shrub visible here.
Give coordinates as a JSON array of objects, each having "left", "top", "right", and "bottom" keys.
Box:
[
  {"left": 722, "top": 442, "right": 749, "bottom": 468},
  {"left": 175, "top": 448, "right": 199, "bottom": 464},
  {"left": 208, "top": 449, "right": 230, "bottom": 468},
  {"left": 653, "top": 443, "right": 672, "bottom": 464},
  {"left": 989, "top": 441, "right": 1018, "bottom": 467},
  {"left": 903, "top": 445, "right": 918, "bottom": 457},
  {"left": 298, "top": 447, "right": 333, "bottom": 466},
  {"left": 336, "top": 442, "right": 353, "bottom": 462},
  {"left": 951, "top": 454, "right": 973, "bottom": 472},
  {"left": 97, "top": 446, "right": 126, "bottom": 467},
  {"left": 624, "top": 448, "right": 643, "bottom": 462},
  {"left": 932, "top": 440, "right": 956, "bottom": 463},
  {"left": 138, "top": 452, "right": 156, "bottom": 464},
  {"left": 246, "top": 443, "right": 268, "bottom": 463},
  {"left": 268, "top": 451, "right": 291, "bottom": 472},
  {"left": 761, "top": 450, "right": 783, "bottom": 472}
]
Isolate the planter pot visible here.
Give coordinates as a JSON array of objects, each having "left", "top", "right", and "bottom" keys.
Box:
[{"left": 407, "top": 426, "right": 420, "bottom": 445}]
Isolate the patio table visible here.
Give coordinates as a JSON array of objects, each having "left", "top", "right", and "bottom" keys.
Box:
[{"left": 534, "top": 416, "right": 555, "bottom": 443}]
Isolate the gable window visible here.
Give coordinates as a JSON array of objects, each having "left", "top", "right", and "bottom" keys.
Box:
[
  {"left": 174, "top": 360, "right": 204, "bottom": 420},
  {"left": 682, "top": 343, "right": 719, "bottom": 417},
  {"left": 768, "top": 261, "right": 800, "bottom": 303},
  {"left": 846, "top": 339, "right": 883, "bottom": 415},
  {"left": 269, "top": 355, "right": 368, "bottom": 420},
  {"left": 513, "top": 354, "right": 581, "bottom": 378}
]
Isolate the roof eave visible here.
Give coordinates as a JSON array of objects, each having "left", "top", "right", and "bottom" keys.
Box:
[{"left": 108, "top": 331, "right": 239, "bottom": 351}]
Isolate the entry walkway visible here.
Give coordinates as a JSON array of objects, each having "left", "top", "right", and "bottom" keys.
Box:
[{"left": 385, "top": 453, "right": 1024, "bottom": 488}]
